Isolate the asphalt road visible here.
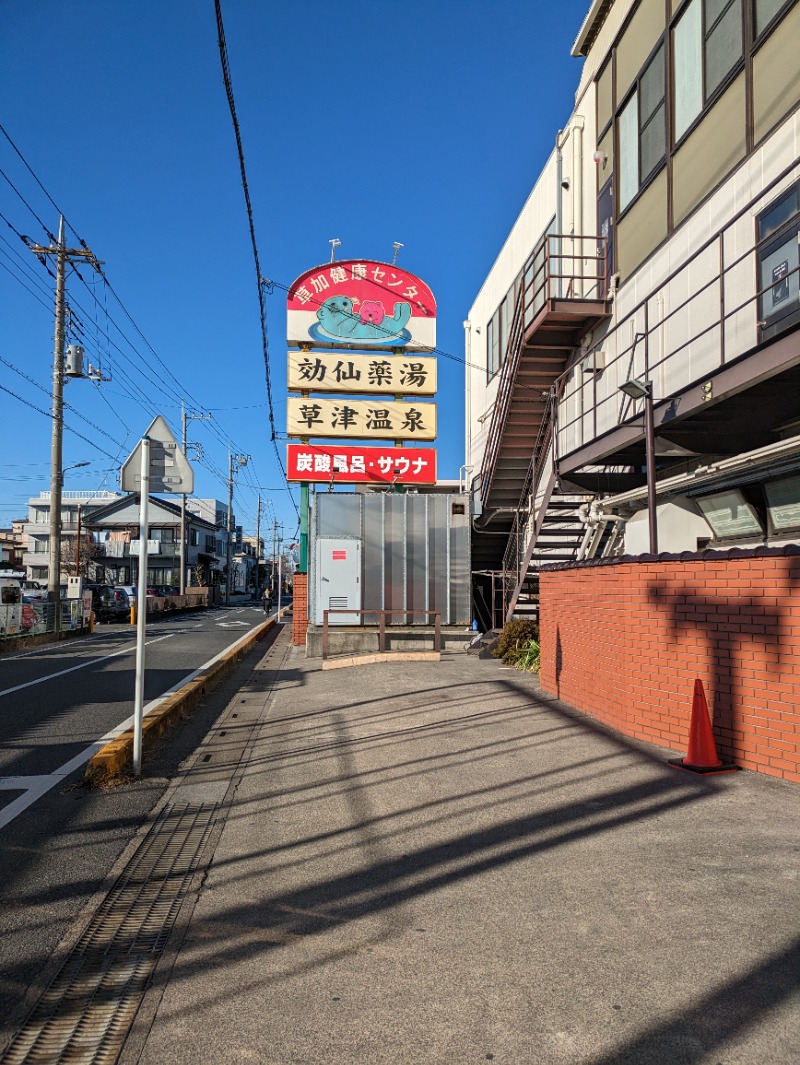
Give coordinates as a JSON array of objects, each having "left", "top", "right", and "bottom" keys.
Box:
[{"left": 0, "top": 601, "right": 280, "bottom": 1042}]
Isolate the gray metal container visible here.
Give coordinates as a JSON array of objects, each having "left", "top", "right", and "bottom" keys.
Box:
[{"left": 310, "top": 491, "right": 470, "bottom": 626}]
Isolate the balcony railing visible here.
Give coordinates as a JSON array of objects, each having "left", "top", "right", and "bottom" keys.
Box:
[
  {"left": 479, "top": 232, "right": 607, "bottom": 507},
  {"left": 554, "top": 159, "right": 800, "bottom": 464}
]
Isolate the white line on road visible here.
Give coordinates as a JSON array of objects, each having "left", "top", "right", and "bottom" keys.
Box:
[
  {"left": 0, "top": 619, "right": 266, "bottom": 830},
  {"left": 0, "top": 634, "right": 175, "bottom": 700}
]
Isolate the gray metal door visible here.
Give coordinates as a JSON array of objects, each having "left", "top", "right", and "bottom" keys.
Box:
[{"left": 315, "top": 539, "right": 361, "bottom": 625}]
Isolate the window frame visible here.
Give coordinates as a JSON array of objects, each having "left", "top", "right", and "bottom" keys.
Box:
[
  {"left": 670, "top": 0, "right": 746, "bottom": 151},
  {"left": 616, "top": 37, "right": 667, "bottom": 218},
  {"left": 755, "top": 179, "right": 800, "bottom": 341},
  {"left": 752, "top": 0, "right": 795, "bottom": 41},
  {"left": 764, "top": 473, "right": 800, "bottom": 537}
]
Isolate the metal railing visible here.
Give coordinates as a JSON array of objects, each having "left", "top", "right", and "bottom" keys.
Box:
[
  {"left": 479, "top": 233, "right": 607, "bottom": 508},
  {"left": 322, "top": 608, "right": 441, "bottom": 660},
  {"left": 500, "top": 386, "right": 560, "bottom": 617},
  {"left": 554, "top": 160, "right": 800, "bottom": 463}
]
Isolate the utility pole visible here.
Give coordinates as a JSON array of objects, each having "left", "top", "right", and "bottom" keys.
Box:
[
  {"left": 30, "top": 218, "right": 101, "bottom": 625},
  {"left": 226, "top": 451, "right": 249, "bottom": 604},
  {"left": 179, "top": 400, "right": 210, "bottom": 594}
]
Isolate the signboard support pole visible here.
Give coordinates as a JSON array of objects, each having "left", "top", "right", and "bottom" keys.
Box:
[
  {"left": 299, "top": 483, "right": 309, "bottom": 573},
  {"left": 133, "top": 437, "right": 150, "bottom": 778}
]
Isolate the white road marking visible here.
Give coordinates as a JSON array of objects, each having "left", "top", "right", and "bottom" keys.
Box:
[
  {"left": 0, "top": 619, "right": 266, "bottom": 830},
  {"left": 0, "top": 634, "right": 175, "bottom": 700}
]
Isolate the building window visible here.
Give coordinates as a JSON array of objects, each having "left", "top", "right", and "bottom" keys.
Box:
[
  {"left": 34, "top": 507, "right": 49, "bottom": 524},
  {"left": 756, "top": 180, "right": 800, "bottom": 340},
  {"left": 672, "top": 0, "right": 743, "bottom": 143},
  {"left": 486, "top": 311, "right": 498, "bottom": 379},
  {"left": 696, "top": 489, "right": 763, "bottom": 539},
  {"left": 754, "top": 0, "right": 792, "bottom": 37},
  {"left": 765, "top": 474, "right": 800, "bottom": 533},
  {"left": 618, "top": 44, "right": 666, "bottom": 212},
  {"left": 190, "top": 528, "right": 200, "bottom": 547}
]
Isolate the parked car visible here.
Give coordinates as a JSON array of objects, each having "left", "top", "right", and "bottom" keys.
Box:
[
  {"left": 85, "top": 585, "right": 131, "bottom": 623},
  {"left": 20, "top": 580, "right": 48, "bottom": 601}
]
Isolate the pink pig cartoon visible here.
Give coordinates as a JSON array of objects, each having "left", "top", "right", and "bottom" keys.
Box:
[{"left": 359, "top": 300, "right": 385, "bottom": 325}]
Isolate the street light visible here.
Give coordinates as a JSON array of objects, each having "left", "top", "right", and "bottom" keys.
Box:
[{"left": 619, "top": 378, "right": 658, "bottom": 554}]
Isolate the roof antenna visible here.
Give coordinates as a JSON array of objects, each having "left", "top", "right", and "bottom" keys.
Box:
[
  {"left": 329, "top": 238, "right": 341, "bottom": 263},
  {"left": 392, "top": 241, "right": 403, "bottom": 266}
]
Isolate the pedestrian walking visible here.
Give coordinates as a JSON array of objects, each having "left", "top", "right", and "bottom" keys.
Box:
[{"left": 262, "top": 587, "right": 273, "bottom": 614}]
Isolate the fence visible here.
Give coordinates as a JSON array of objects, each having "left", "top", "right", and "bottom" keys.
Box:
[{"left": 0, "top": 599, "right": 88, "bottom": 640}]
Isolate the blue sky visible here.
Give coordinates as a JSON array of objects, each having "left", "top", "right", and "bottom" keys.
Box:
[{"left": 1, "top": 0, "right": 589, "bottom": 541}]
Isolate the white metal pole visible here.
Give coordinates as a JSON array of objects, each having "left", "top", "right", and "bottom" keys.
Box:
[
  {"left": 277, "top": 542, "right": 282, "bottom": 617},
  {"left": 133, "top": 437, "right": 150, "bottom": 777}
]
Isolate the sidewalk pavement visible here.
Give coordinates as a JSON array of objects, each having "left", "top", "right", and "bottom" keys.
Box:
[{"left": 122, "top": 625, "right": 799, "bottom": 1064}]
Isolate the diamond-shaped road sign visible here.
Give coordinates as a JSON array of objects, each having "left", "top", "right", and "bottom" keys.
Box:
[{"left": 121, "top": 415, "right": 194, "bottom": 494}]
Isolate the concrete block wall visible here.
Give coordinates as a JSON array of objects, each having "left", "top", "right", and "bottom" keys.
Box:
[
  {"left": 538, "top": 549, "right": 800, "bottom": 784},
  {"left": 292, "top": 574, "right": 308, "bottom": 646}
]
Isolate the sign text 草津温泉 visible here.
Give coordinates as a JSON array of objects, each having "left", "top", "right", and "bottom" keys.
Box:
[{"left": 286, "top": 397, "right": 436, "bottom": 441}]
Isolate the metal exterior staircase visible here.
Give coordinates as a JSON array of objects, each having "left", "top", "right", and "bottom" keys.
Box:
[{"left": 472, "top": 233, "right": 612, "bottom": 625}]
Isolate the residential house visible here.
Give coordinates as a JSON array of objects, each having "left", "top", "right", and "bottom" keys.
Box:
[
  {"left": 84, "top": 494, "right": 218, "bottom": 588},
  {"left": 0, "top": 519, "right": 26, "bottom": 571}
]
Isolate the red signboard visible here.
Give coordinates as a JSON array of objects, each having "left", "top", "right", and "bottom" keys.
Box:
[
  {"left": 332, "top": 550, "right": 347, "bottom": 560},
  {"left": 287, "top": 443, "right": 436, "bottom": 484},
  {"left": 287, "top": 260, "right": 436, "bottom": 352}
]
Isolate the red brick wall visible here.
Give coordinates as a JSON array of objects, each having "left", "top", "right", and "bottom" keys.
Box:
[
  {"left": 539, "top": 552, "right": 800, "bottom": 784},
  {"left": 292, "top": 573, "right": 308, "bottom": 646}
]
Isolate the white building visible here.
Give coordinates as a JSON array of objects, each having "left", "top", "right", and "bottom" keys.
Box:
[
  {"left": 466, "top": 0, "right": 800, "bottom": 626},
  {"left": 21, "top": 490, "right": 121, "bottom": 583}
]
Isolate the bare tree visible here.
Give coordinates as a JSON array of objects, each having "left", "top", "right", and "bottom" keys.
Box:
[{"left": 60, "top": 536, "right": 100, "bottom": 580}]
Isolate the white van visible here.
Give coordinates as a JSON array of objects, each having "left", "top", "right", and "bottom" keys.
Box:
[{"left": 0, "top": 577, "right": 24, "bottom": 636}]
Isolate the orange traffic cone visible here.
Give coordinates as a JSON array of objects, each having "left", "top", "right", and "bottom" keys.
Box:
[{"left": 668, "top": 679, "right": 739, "bottom": 774}]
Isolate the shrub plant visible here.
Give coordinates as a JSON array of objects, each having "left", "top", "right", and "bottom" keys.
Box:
[{"left": 492, "top": 619, "right": 540, "bottom": 666}]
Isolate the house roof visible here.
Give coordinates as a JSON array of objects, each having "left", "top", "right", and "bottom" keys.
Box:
[{"left": 84, "top": 493, "right": 217, "bottom": 530}]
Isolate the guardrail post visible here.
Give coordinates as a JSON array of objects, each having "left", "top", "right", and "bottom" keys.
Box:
[
  {"left": 379, "top": 611, "right": 386, "bottom": 653},
  {"left": 434, "top": 611, "right": 441, "bottom": 652},
  {"left": 322, "top": 610, "right": 329, "bottom": 660}
]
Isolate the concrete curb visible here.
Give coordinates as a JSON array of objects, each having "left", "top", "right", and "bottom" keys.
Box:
[
  {"left": 83, "top": 618, "right": 275, "bottom": 787},
  {"left": 322, "top": 650, "right": 441, "bottom": 670}
]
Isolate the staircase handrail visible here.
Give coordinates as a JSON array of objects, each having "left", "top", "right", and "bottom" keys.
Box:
[{"left": 478, "top": 275, "right": 528, "bottom": 509}]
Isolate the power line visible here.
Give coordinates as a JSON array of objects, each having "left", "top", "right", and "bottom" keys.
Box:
[
  {"left": 0, "top": 166, "right": 55, "bottom": 242},
  {"left": 0, "top": 352, "right": 127, "bottom": 450},
  {"left": 3, "top": 190, "right": 265, "bottom": 479},
  {"left": 0, "top": 382, "right": 121, "bottom": 462},
  {"left": 0, "top": 123, "right": 69, "bottom": 238},
  {"left": 214, "top": 0, "right": 296, "bottom": 519},
  {"left": 0, "top": 257, "right": 53, "bottom": 312},
  {"left": 2, "top": 130, "right": 294, "bottom": 515}
]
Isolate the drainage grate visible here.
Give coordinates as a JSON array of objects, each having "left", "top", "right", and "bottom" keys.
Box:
[{"left": 1, "top": 802, "right": 218, "bottom": 1065}]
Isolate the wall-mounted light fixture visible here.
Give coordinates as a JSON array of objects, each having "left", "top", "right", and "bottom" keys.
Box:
[{"left": 619, "top": 377, "right": 658, "bottom": 553}]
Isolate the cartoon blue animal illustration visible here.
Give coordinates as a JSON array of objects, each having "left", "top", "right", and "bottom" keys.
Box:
[{"left": 316, "top": 295, "right": 411, "bottom": 342}]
